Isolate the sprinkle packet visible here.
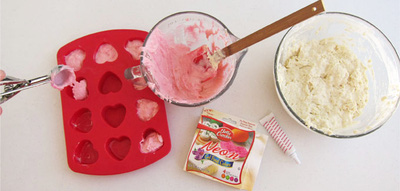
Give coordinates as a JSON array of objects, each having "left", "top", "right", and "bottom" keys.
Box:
[{"left": 184, "top": 108, "right": 268, "bottom": 191}]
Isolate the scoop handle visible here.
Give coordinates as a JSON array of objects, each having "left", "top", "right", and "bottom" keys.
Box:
[
  {"left": 222, "top": 0, "right": 325, "bottom": 57},
  {"left": 0, "top": 75, "right": 50, "bottom": 104}
]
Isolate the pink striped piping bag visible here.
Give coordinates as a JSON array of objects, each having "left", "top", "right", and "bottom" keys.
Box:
[{"left": 260, "top": 113, "right": 301, "bottom": 164}]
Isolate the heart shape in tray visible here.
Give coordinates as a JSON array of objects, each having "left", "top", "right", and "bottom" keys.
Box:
[
  {"left": 102, "top": 104, "right": 126, "bottom": 128},
  {"left": 99, "top": 72, "right": 122, "bottom": 94},
  {"left": 70, "top": 108, "right": 93, "bottom": 133},
  {"left": 95, "top": 43, "right": 118, "bottom": 64},
  {"left": 74, "top": 140, "right": 99, "bottom": 164},
  {"left": 107, "top": 137, "right": 131, "bottom": 160}
]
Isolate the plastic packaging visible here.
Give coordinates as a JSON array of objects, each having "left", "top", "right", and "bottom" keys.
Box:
[
  {"left": 259, "top": 113, "right": 301, "bottom": 164},
  {"left": 184, "top": 108, "right": 268, "bottom": 191}
]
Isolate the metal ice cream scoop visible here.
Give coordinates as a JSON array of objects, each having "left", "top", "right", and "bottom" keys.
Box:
[{"left": 0, "top": 65, "right": 69, "bottom": 104}]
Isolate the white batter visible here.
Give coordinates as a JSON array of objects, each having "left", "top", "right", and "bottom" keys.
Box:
[{"left": 278, "top": 38, "right": 369, "bottom": 134}]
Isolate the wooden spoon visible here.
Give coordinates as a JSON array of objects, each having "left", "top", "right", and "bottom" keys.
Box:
[{"left": 197, "top": 0, "right": 325, "bottom": 69}]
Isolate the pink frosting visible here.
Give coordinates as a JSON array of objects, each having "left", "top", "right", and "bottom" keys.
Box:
[
  {"left": 72, "top": 79, "right": 88, "bottom": 100},
  {"left": 125, "top": 40, "right": 143, "bottom": 60},
  {"left": 219, "top": 141, "right": 249, "bottom": 158},
  {"left": 143, "top": 24, "right": 233, "bottom": 104},
  {"left": 65, "top": 49, "right": 85, "bottom": 71},
  {"left": 137, "top": 99, "right": 159, "bottom": 121},
  {"left": 50, "top": 65, "right": 76, "bottom": 90},
  {"left": 140, "top": 132, "right": 163, "bottom": 153},
  {"left": 95, "top": 44, "right": 118, "bottom": 64}
]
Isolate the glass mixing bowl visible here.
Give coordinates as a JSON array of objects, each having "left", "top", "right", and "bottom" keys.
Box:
[
  {"left": 127, "top": 11, "right": 247, "bottom": 107},
  {"left": 274, "top": 12, "right": 400, "bottom": 138}
]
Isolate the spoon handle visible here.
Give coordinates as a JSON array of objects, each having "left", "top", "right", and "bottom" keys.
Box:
[{"left": 222, "top": 0, "right": 325, "bottom": 57}]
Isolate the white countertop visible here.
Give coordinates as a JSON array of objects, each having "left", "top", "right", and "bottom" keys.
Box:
[{"left": 1, "top": 0, "right": 399, "bottom": 190}]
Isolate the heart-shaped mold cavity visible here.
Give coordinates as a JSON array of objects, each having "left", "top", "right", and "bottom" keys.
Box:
[
  {"left": 95, "top": 43, "right": 118, "bottom": 64},
  {"left": 99, "top": 72, "right": 122, "bottom": 94},
  {"left": 137, "top": 99, "right": 159, "bottom": 122},
  {"left": 102, "top": 104, "right": 126, "bottom": 128},
  {"left": 125, "top": 39, "right": 143, "bottom": 61},
  {"left": 74, "top": 140, "right": 99, "bottom": 165},
  {"left": 65, "top": 49, "right": 86, "bottom": 71},
  {"left": 70, "top": 108, "right": 93, "bottom": 133},
  {"left": 107, "top": 136, "right": 131, "bottom": 160},
  {"left": 72, "top": 79, "right": 89, "bottom": 101},
  {"left": 63, "top": 77, "right": 89, "bottom": 101},
  {"left": 140, "top": 129, "right": 163, "bottom": 154}
]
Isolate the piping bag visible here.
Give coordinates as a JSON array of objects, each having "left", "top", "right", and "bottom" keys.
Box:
[{"left": 260, "top": 113, "right": 301, "bottom": 164}]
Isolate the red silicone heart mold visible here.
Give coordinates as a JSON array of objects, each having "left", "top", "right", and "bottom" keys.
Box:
[{"left": 57, "top": 30, "right": 171, "bottom": 175}]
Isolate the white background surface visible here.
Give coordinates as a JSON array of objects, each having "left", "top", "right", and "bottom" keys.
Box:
[{"left": 1, "top": 0, "right": 400, "bottom": 190}]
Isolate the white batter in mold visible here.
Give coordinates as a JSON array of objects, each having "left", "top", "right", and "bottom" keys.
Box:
[{"left": 278, "top": 38, "right": 369, "bottom": 134}]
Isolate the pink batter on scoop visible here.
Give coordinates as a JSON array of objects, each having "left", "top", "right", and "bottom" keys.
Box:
[
  {"left": 137, "top": 99, "right": 159, "bottom": 121},
  {"left": 72, "top": 79, "right": 88, "bottom": 100},
  {"left": 50, "top": 63, "right": 88, "bottom": 101},
  {"left": 125, "top": 40, "right": 143, "bottom": 60},
  {"left": 65, "top": 49, "right": 85, "bottom": 71},
  {"left": 95, "top": 43, "right": 118, "bottom": 64},
  {"left": 142, "top": 23, "right": 233, "bottom": 104},
  {"left": 140, "top": 131, "right": 163, "bottom": 153},
  {"left": 219, "top": 141, "right": 249, "bottom": 159},
  {"left": 50, "top": 65, "right": 76, "bottom": 90}
]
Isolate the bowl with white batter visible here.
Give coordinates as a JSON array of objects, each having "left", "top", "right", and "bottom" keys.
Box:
[{"left": 274, "top": 12, "right": 400, "bottom": 138}]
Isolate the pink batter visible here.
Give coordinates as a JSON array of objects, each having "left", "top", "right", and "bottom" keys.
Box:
[
  {"left": 125, "top": 40, "right": 143, "bottom": 60},
  {"left": 50, "top": 65, "right": 76, "bottom": 90},
  {"left": 95, "top": 43, "right": 118, "bottom": 64},
  {"left": 140, "top": 131, "right": 163, "bottom": 153},
  {"left": 72, "top": 79, "right": 88, "bottom": 100},
  {"left": 50, "top": 64, "right": 88, "bottom": 101},
  {"left": 137, "top": 99, "right": 159, "bottom": 121},
  {"left": 143, "top": 23, "right": 233, "bottom": 104},
  {"left": 65, "top": 49, "right": 85, "bottom": 71}
]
